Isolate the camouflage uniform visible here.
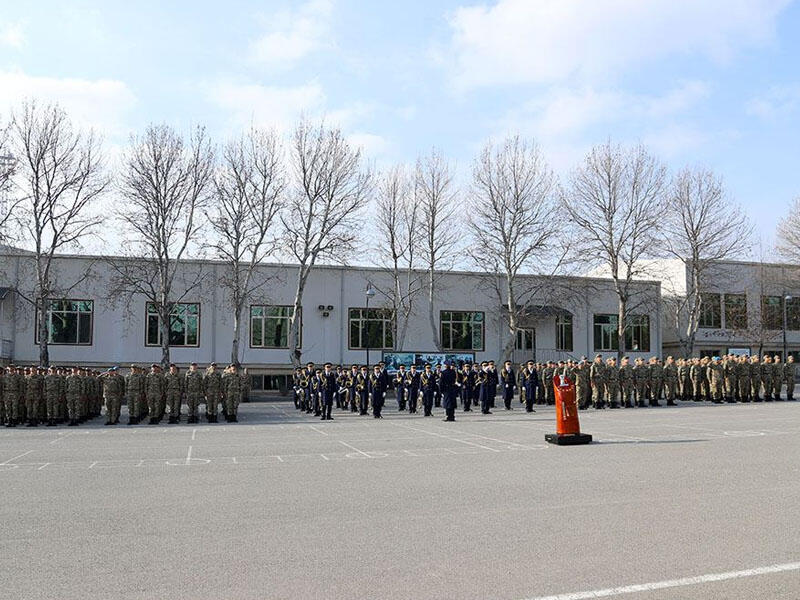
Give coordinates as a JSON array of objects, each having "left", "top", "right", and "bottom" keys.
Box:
[
  {"left": 589, "top": 359, "right": 606, "bottom": 408},
  {"left": 4, "top": 369, "right": 24, "bottom": 425},
  {"left": 185, "top": 368, "right": 205, "bottom": 422},
  {"left": 761, "top": 358, "right": 773, "bottom": 401},
  {"left": 633, "top": 360, "right": 648, "bottom": 407},
  {"left": 222, "top": 369, "right": 242, "bottom": 422},
  {"left": 102, "top": 372, "right": 125, "bottom": 424},
  {"left": 784, "top": 358, "right": 796, "bottom": 401},
  {"left": 604, "top": 360, "right": 619, "bottom": 408},
  {"left": 574, "top": 362, "right": 590, "bottom": 409},
  {"left": 25, "top": 370, "right": 44, "bottom": 425},
  {"left": 204, "top": 368, "right": 223, "bottom": 422},
  {"left": 125, "top": 369, "right": 144, "bottom": 422},
  {"left": 722, "top": 357, "right": 737, "bottom": 403},
  {"left": 619, "top": 360, "right": 634, "bottom": 407},
  {"left": 164, "top": 369, "right": 184, "bottom": 423},
  {"left": 737, "top": 357, "right": 751, "bottom": 402},
  {"left": 772, "top": 357, "right": 783, "bottom": 399},
  {"left": 707, "top": 360, "right": 724, "bottom": 403},
  {"left": 65, "top": 373, "right": 83, "bottom": 424},
  {"left": 44, "top": 371, "right": 61, "bottom": 424},
  {"left": 145, "top": 369, "right": 165, "bottom": 423},
  {"left": 648, "top": 360, "right": 664, "bottom": 406},
  {"left": 750, "top": 357, "right": 762, "bottom": 401}
]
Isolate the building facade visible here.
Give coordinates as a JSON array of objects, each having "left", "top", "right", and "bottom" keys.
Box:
[{"left": 0, "top": 250, "right": 662, "bottom": 390}]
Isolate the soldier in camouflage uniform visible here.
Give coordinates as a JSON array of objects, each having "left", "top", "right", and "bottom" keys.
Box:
[
  {"left": 772, "top": 355, "right": 783, "bottom": 400},
  {"left": 65, "top": 367, "right": 83, "bottom": 426},
  {"left": 542, "top": 361, "right": 556, "bottom": 405},
  {"left": 185, "top": 362, "right": 204, "bottom": 424},
  {"left": 663, "top": 356, "right": 678, "bottom": 406},
  {"left": 536, "top": 363, "right": 545, "bottom": 405},
  {"left": 145, "top": 364, "right": 165, "bottom": 424},
  {"left": 648, "top": 357, "right": 663, "bottom": 406},
  {"left": 24, "top": 366, "right": 44, "bottom": 426},
  {"left": 708, "top": 357, "right": 724, "bottom": 403},
  {"left": 57, "top": 367, "right": 68, "bottom": 422},
  {"left": 737, "top": 355, "right": 751, "bottom": 402},
  {"left": 222, "top": 364, "right": 242, "bottom": 423},
  {"left": 618, "top": 356, "right": 634, "bottom": 408},
  {"left": 749, "top": 355, "right": 762, "bottom": 402},
  {"left": 784, "top": 355, "right": 795, "bottom": 401},
  {"left": 761, "top": 355, "right": 773, "bottom": 401},
  {"left": 4, "top": 366, "right": 25, "bottom": 427},
  {"left": 164, "top": 364, "right": 184, "bottom": 424},
  {"left": 604, "top": 357, "right": 620, "bottom": 408},
  {"left": 125, "top": 365, "right": 142, "bottom": 424},
  {"left": 723, "top": 355, "right": 737, "bottom": 403},
  {"left": 589, "top": 355, "right": 606, "bottom": 409},
  {"left": 633, "top": 358, "right": 648, "bottom": 407},
  {"left": 44, "top": 367, "right": 61, "bottom": 426},
  {"left": 574, "top": 359, "right": 590, "bottom": 409},
  {"left": 100, "top": 367, "right": 125, "bottom": 425},
  {"left": 204, "top": 363, "right": 223, "bottom": 423}
]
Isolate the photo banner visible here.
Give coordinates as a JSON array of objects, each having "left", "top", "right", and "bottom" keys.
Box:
[{"left": 382, "top": 351, "right": 476, "bottom": 373}]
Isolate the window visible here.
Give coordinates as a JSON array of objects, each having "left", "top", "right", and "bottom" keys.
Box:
[
  {"left": 624, "top": 315, "right": 650, "bottom": 352},
  {"left": 724, "top": 294, "right": 748, "bottom": 330},
  {"left": 36, "top": 300, "right": 93, "bottom": 345},
  {"left": 516, "top": 329, "right": 534, "bottom": 351},
  {"left": 699, "top": 293, "right": 721, "bottom": 329},
  {"left": 440, "top": 311, "right": 484, "bottom": 351},
  {"left": 787, "top": 297, "right": 800, "bottom": 331},
  {"left": 349, "top": 308, "right": 394, "bottom": 349},
  {"left": 145, "top": 302, "right": 199, "bottom": 347},
  {"left": 556, "top": 314, "right": 573, "bottom": 351},
  {"left": 250, "top": 306, "right": 300, "bottom": 348},
  {"left": 593, "top": 314, "right": 650, "bottom": 352},
  {"left": 761, "top": 296, "right": 783, "bottom": 330}
]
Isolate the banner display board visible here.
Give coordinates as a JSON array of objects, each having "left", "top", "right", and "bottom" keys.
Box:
[{"left": 382, "top": 351, "right": 475, "bottom": 373}]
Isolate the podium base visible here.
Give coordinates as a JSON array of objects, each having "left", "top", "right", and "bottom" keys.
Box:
[{"left": 545, "top": 432, "right": 593, "bottom": 445}]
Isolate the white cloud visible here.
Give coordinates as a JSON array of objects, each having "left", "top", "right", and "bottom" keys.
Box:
[
  {"left": 347, "top": 132, "right": 388, "bottom": 156},
  {"left": 446, "top": 0, "right": 790, "bottom": 89},
  {"left": 0, "top": 69, "right": 136, "bottom": 136},
  {"left": 0, "top": 22, "right": 25, "bottom": 48},
  {"left": 747, "top": 84, "right": 800, "bottom": 119},
  {"left": 206, "top": 80, "right": 327, "bottom": 131},
  {"left": 250, "top": 0, "right": 333, "bottom": 68}
]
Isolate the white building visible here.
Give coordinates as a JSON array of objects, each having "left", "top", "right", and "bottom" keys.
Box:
[{"left": 0, "top": 249, "right": 662, "bottom": 391}]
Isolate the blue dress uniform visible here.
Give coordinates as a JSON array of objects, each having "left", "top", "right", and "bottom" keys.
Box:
[
  {"left": 523, "top": 365, "right": 539, "bottom": 412},
  {"left": 394, "top": 368, "right": 407, "bottom": 411},
  {"left": 487, "top": 364, "right": 498, "bottom": 408},
  {"left": 420, "top": 367, "right": 437, "bottom": 416},
  {"left": 321, "top": 368, "right": 337, "bottom": 420},
  {"left": 406, "top": 368, "right": 421, "bottom": 414},
  {"left": 304, "top": 365, "right": 315, "bottom": 413},
  {"left": 434, "top": 365, "right": 442, "bottom": 408},
  {"left": 347, "top": 367, "right": 359, "bottom": 412},
  {"left": 356, "top": 370, "right": 369, "bottom": 415},
  {"left": 369, "top": 368, "right": 387, "bottom": 418},
  {"left": 478, "top": 366, "right": 492, "bottom": 414},
  {"left": 501, "top": 364, "right": 516, "bottom": 410},
  {"left": 460, "top": 366, "right": 474, "bottom": 411},
  {"left": 440, "top": 364, "right": 458, "bottom": 421}
]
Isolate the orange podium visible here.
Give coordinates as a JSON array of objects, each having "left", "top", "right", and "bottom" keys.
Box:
[{"left": 545, "top": 374, "right": 592, "bottom": 446}]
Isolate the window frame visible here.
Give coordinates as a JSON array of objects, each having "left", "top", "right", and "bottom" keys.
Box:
[
  {"left": 723, "top": 293, "right": 748, "bottom": 330},
  {"left": 439, "top": 310, "right": 485, "bottom": 352},
  {"left": 761, "top": 295, "right": 783, "bottom": 330},
  {"left": 144, "top": 301, "right": 201, "bottom": 348},
  {"left": 555, "top": 313, "right": 573, "bottom": 352},
  {"left": 698, "top": 293, "right": 722, "bottom": 329},
  {"left": 348, "top": 307, "right": 395, "bottom": 350},
  {"left": 34, "top": 299, "right": 94, "bottom": 346},
  {"left": 593, "top": 313, "right": 650, "bottom": 353},
  {"left": 249, "top": 305, "right": 302, "bottom": 349}
]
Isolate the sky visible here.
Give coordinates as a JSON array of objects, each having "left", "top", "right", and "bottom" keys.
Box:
[{"left": 1, "top": 0, "right": 799, "bottom": 253}]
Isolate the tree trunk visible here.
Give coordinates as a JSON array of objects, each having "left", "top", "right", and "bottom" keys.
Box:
[
  {"left": 617, "top": 296, "right": 627, "bottom": 361},
  {"left": 428, "top": 268, "right": 441, "bottom": 351},
  {"left": 159, "top": 308, "right": 171, "bottom": 368},
  {"left": 503, "top": 275, "right": 516, "bottom": 363},
  {"left": 37, "top": 296, "right": 50, "bottom": 367},
  {"left": 288, "top": 269, "right": 307, "bottom": 368},
  {"left": 231, "top": 304, "right": 242, "bottom": 367}
]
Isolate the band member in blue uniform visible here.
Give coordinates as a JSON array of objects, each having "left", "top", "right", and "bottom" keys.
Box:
[
  {"left": 394, "top": 364, "right": 407, "bottom": 411},
  {"left": 321, "top": 363, "right": 337, "bottom": 420},
  {"left": 421, "top": 363, "right": 437, "bottom": 416},
  {"left": 460, "top": 362, "right": 474, "bottom": 412},
  {"left": 357, "top": 366, "right": 370, "bottom": 415},
  {"left": 487, "top": 360, "right": 498, "bottom": 408},
  {"left": 501, "top": 360, "right": 516, "bottom": 410},
  {"left": 406, "top": 364, "right": 421, "bottom": 414},
  {"left": 523, "top": 360, "right": 538, "bottom": 412},
  {"left": 369, "top": 364, "right": 387, "bottom": 418},
  {"left": 434, "top": 363, "right": 442, "bottom": 408},
  {"left": 440, "top": 361, "right": 458, "bottom": 421},
  {"left": 478, "top": 362, "right": 492, "bottom": 414}
]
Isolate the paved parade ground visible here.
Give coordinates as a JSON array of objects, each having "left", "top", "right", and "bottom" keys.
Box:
[{"left": 2, "top": 400, "right": 800, "bottom": 600}]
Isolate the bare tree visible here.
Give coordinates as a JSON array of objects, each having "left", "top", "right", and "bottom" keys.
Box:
[
  {"left": 210, "top": 127, "right": 285, "bottom": 366},
  {"left": 562, "top": 141, "right": 666, "bottom": 359},
  {"left": 467, "top": 135, "right": 561, "bottom": 361},
  {"left": 777, "top": 196, "right": 800, "bottom": 265},
  {"left": 109, "top": 124, "right": 214, "bottom": 367},
  {"left": 282, "top": 120, "right": 373, "bottom": 366},
  {"left": 0, "top": 119, "right": 19, "bottom": 243},
  {"left": 662, "top": 167, "right": 752, "bottom": 355},
  {"left": 371, "top": 165, "right": 423, "bottom": 350},
  {"left": 416, "top": 149, "right": 459, "bottom": 351},
  {"left": 9, "top": 101, "right": 108, "bottom": 367}
]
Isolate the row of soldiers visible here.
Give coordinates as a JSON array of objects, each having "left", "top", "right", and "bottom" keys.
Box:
[
  {"left": 291, "top": 354, "right": 797, "bottom": 418},
  {"left": 0, "top": 362, "right": 251, "bottom": 427}
]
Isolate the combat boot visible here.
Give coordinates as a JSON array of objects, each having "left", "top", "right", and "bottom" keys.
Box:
[
  {"left": 68, "top": 419, "right": 78, "bottom": 426},
  {"left": 230, "top": 415, "right": 238, "bottom": 423}
]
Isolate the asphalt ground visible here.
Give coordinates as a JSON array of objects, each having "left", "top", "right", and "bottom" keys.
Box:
[{"left": 1, "top": 398, "right": 800, "bottom": 600}]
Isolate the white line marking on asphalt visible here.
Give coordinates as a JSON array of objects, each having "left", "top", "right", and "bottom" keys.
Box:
[
  {"left": 275, "top": 455, "right": 284, "bottom": 462},
  {"left": 89, "top": 461, "right": 97, "bottom": 469},
  {"left": 338, "top": 440, "right": 371, "bottom": 457},
  {"left": 1, "top": 450, "right": 33, "bottom": 464},
  {"left": 320, "top": 454, "right": 329, "bottom": 460},
  {"left": 185, "top": 445, "right": 193, "bottom": 466},
  {"left": 50, "top": 433, "right": 74, "bottom": 444},
  {"left": 191, "top": 428, "right": 197, "bottom": 441},
  {"left": 429, "top": 423, "right": 543, "bottom": 450},
  {"left": 37, "top": 463, "right": 49, "bottom": 471},
  {"left": 392, "top": 423, "right": 501, "bottom": 452},
  {"left": 309, "top": 424, "right": 328, "bottom": 436},
  {"left": 522, "top": 561, "right": 800, "bottom": 600}
]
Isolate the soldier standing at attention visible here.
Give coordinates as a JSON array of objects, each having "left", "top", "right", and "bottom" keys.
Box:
[
  {"left": 633, "top": 358, "right": 648, "bottom": 407},
  {"left": 65, "top": 367, "right": 83, "bottom": 426},
  {"left": 663, "top": 356, "right": 678, "bottom": 406},
  {"left": 320, "top": 362, "right": 337, "bottom": 421},
  {"left": 25, "top": 366, "right": 43, "bottom": 426},
  {"left": 145, "top": 364, "right": 165, "bottom": 424},
  {"left": 501, "top": 360, "right": 516, "bottom": 410},
  {"left": 648, "top": 357, "right": 663, "bottom": 407},
  {"left": 737, "top": 355, "right": 751, "bottom": 402},
  {"left": 369, "top": 364, "right": 387, "bottom": 419},
  {"left": 185, "top": 363, "right": 204, "bottom": 424},
  {"left": 165, "top": 364, "right": 184, "bottom": 424},
  {"left": 460, "top": 362, "right": 475, "bottom": 412},
  {"left": 222, "top": 364, "right": 242, "bottom": 422},
  {"left": 100, "top": 367, "right": 124, "bottom": 425},
  {"left": 761, "top": 355, "right": 773, "bottom": 401},
  {"left": 486, "top": 361, "right": 498, "bottom": 408},
  {"left": 700, "top": 357, "right": 712, "bottom": 401},
  {"left": 590, "top": 355, "right": 606, "bottom": 409},
  {"left": 394, "top": 365, "right": 408, "bottom": 411},
  {"left": 523, "top": 360, "right": 539, "bottom": 412},
  {"left": 772, "top": 355, "right": 783, "bottom": 400},
  {"left": 204, "top": 363, "right": 222, "bottom": 423},
  {"left": 476, "top": 362, "right": 491, "bottom": 415},
  {"left": 440, "top": 361, "right": 458, "bottom": 422},
  {"left": 125, "top": 365, "right": 139, "bottom": 424},
  {"left": 406, "top": 364, "right": 421, "bottom": 414},
  {"left": 4, "top": 365, "right": 23, "bottom": 427},
  {"left": 708, "top": 357, "right": 724, "bottom": 403},
  {"left": 749, "top": 355, "right": 762, "bottom": 401},
  {"left": 784, "top": 355, "right": 796, "bottom": 401},
  {"left": 44, "top": 367, "right": 60, "bottom": 426},
  {"left": 355, "top": 366, "right": 369, "bottom": 415},
  {"left": 542, "top": 361, "right": 555, "bottom": 405},
  {"left": 605, "top": 357, "right": 620, "bottom": 408},
  {"left": 619, "top": 356, "right": 634, "bottom": 408},
  {"left": 722, "top": 355, "right": 737, "bottom": 403}
]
